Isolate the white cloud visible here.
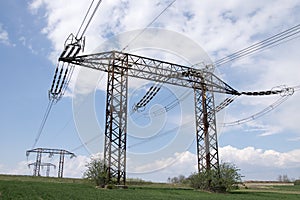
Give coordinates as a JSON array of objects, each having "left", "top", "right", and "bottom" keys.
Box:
[
  {"left": 0, "top": 161, "right": 32, "bottom": 176},
  {"left": 63, "top": 155, "right": 90, "bottom": 178},
  {"left": 128, "top": 145, "right": 300, "bottom": 182},
  {"left": 242, "top": 122, "right": 283, "bottom": 137},
  {"left": 220, "top": 145, "right": 300, "bottom": 169},
  {"left": 0, "top": 24, "right": 10, "bottom": 46}
]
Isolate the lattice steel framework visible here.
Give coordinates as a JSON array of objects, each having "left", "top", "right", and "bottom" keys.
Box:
[
  {"left": 103, "top": 55, "right": 128, "bottom": 185},
  {"left": 58, "top": 150, "right": 66, "bottom": 178},
  {"left": 59, "top": 51, "right": 239, "bottom": 185},
  {"left": 28, "top": 162, "right": 56, "bottom": 177},
  {"left": 32, "top": 150, "right": 42, "bottom": 176},
  {"left": 194, "top": 87, "right": 219, "bottom": 172},
  {"left": 26, "top": 148, "right": 76, "bottom": 178}
]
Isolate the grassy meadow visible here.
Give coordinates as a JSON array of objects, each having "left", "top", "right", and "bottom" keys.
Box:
[{"left": 0, "top": 175, "right": 299, "bottom": 200}]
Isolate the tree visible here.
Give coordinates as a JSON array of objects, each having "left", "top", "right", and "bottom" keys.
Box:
[
  {"left": 83, "top": 157, "right": 107, "bottom": 187},
  {"left": 278, "top": 175, "right": 283, "bottom": 182},
  {"left": 168, "top": 175, "right": 189, "bottom": 184},
  {"left": 189, "top": 162, "right": 242, "bottom": 192},
  {"left": 178, "top": 175, "right": 186, "bottom": 183},
  {"left": 278, "top": 174, "right": 291, "bottom": 182}
]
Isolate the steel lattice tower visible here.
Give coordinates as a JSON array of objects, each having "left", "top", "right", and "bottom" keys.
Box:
[
  {"left": 26, "top": 148, "right": 76, "bottom": 178},
  {"left": 59, "top": 51, "right": 239, "bottom": 185},
  {"left": 103, "top": 55, "right": 128, "bottom": 185},
  {"left": 194, "top": 87, "right": 219, "bottom": 172},
  {"left": 28, "top": 162, "right": 56, "bottom": 177}
]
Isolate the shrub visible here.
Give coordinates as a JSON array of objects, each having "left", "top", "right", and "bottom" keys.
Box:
[
  {"left": 83, "top": 157, "right": 107, "bottom": 187},
  {"left": 294, "top": 180, "right": 300, "bottom": 185},
  {"left": 189, "top": 162, "right": 242, "bottom": 192}
]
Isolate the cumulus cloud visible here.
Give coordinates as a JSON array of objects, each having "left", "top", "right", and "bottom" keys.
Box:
[
  {"left": 130, "top": 146, "right": 300, "bottom": 181},
  {"left": 0, "top": 24, "right": 10, "bottom": 46},
  {"left": 220, "top": 145, "right": 300, "bottom": 168},
  {"left": 128, "top": 145, "right": 300, "bottom": 181}
]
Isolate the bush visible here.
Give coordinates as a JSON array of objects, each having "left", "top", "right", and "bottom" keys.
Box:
[
  {"left": 83, "top": 157, "right": 107, "bottom": 187},
  {"left": 294, "top": 180, "right": 300, "bottom": 185},
  {"left": 189, "top": 162, "right": 242, "bottom": 192}
]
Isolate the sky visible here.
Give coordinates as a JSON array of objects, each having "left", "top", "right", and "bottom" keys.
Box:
[{"left": 0, "top": 0, "right": 300, "bottom": 182}]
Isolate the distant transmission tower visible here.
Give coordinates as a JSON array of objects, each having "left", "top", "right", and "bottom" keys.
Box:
[
  {"left": 28, "top": 162, "right": 56, "bottom": 177},
  {"left": 26, "top": 148, "right": 76, "bottom": 178}
]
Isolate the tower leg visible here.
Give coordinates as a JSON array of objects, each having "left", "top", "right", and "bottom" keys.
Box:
[
  {"left": 58, "top": 152, "right": 65, "bottom": 178},
  {"left": 194, "top": 85, "right": 220, "bottom": 176},
  {"left": 104, "top": 53, "right": 128, "bottom": 185},
  {"left": 33, "top": 151, "right": 42, "bottom": 176},
  {"left": 46, "top": 165, "right": 50, "bottom": 177}
]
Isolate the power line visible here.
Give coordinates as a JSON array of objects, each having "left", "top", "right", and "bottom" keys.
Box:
[
  {"left": 122, "top": 0, "right": 177, "bottom": 51},
  {"left": 222, "top": 85, "right": 297, "bottom": 126},
  {"left": 132, "top": 88, "right": 191, "bottom": 121},
  {"left": 71, "top": 134, "right": 102, "bottom": 152},
  {"left": 125, "top": 0, "right": 177, "bottom": 114},
  {"left": 77, "top": 0, "right": 103, "bottom": 40},
  {"left": 222, "top": 95, "right": 290, "bottom": 127},
  {"left": 32, "top": 1, "right": 102, "bottom": 148},
  {"left": 134, "top": 24, "right": 300, "bottom": 116},
  {"left": 76, "top": 0, "right": 96, "bottom": 39},
  {"left": 50, "top": 72, "right": 106, "bottom": 144},
  {"left": 128, "top": 121, "right": 193, "bottom": 149},
  {"left": 32, "top": 99, "right": 55, "bottom": 148},
  {"left": 215, "top": 24, "right": 300, "bottom": 66},
  {"left": 131, "top": 25, "right": 300, "bottom": 117},
  {"left": 70, "top": 120, "right": 193, "bottom": 152}
]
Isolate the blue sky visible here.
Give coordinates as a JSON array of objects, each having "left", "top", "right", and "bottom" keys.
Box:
[{"left": 0, "top": 0, "right": 300, "bottom": 182}]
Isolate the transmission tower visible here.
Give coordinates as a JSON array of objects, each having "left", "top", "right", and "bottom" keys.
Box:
[
  {"left": 28, "top": 162, "right": 56, "bottom": 177},
  {"left": 26, "top": 148, "right": 76, "bottom": 178},
  {"left": 34, "top": 0, "right": 298, "bottom": 187},
  {"left": 57, "top": 51, "right": 242, "bottom": 185}
]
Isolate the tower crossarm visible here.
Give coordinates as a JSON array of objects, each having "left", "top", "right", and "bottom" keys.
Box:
[
  {"left": 59, "top": 51, "right": 239, "bottom": 95},
  {"left": 26, "top": 148, "right": 76, "bottom": 158},
  {"left": 28, "top": 162, "right": 56, "bottom": 168}
]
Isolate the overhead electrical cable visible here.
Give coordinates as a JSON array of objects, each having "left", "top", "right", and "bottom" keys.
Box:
[
  {"left": 76, "top": 0, "right": 96, "bottom": 39},
  {"left": 128, "top": 121, "right": 193, "bottom": 149},
  {"left": 134, "top": 24, "right": 300, "bottom": 116},
  {"left": 49, "top": 72, "right": 106, "bottom": 143},
  {"left": 32, "top": 0, "right": 102, "bottom": 148},
  {"left": 76, "top": 0, "right": 103, "bottom": 40},
  {"left": 222, "top": 95, "right": 290, "bottom": 127},
  {"left": 132, "top": 89, "right": 191, "bottom": 121},
  {"left": 125, "top": 0, "right": 178, "bottom": 113},
  {"left": 32, "top": 99, "right": 55, "bottom": 148},
  {"left": 70, "top": 120, "right": 193, "bottom": 152},
  {"left": 222, "top": 85, "right": 297, "bottom": 126},
  {"left": 122, "top": 0, "right": 177, "bottom": 51},
  {"left": 71, "top": 134, "right": 102, "bottom": 152},
  {"left": 215, "top": 24, "right": 300, "bottom": 66}
]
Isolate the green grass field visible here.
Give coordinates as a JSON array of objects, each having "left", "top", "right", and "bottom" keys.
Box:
[{"left": 0, "top": 175, "right": 299, "bottom": 200}]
